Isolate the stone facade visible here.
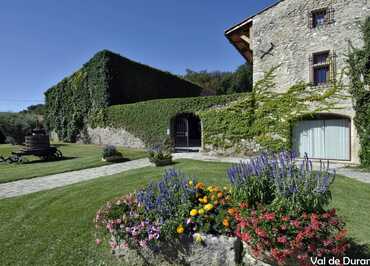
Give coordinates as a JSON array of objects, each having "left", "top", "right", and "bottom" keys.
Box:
[
  {"left": 252, "top": 0, "right": 368, "bottom": 90},
  {"left": 226, "top": 0, "right": 369, "bottom": 164},
  {"left": 84, "top": 127, "right": 145, "bottom": 149}
]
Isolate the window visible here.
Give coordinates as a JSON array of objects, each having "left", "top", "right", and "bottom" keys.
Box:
[
  {"left": 308, "top": 7, "right": 334, "bottom": 28},
  {"left": 313, "top": 9, "right": 327, "bottom": 27},
  {"left": 309, "top": 51, "right": 336, "bottom": 86}
]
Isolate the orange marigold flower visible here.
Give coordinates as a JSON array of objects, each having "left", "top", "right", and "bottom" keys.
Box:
[
  {"left": 195, "top": 182, "right": 205, "bottom": 190},
  {"left": 223, "top": 218, "right": 230, "bottom": 228}
]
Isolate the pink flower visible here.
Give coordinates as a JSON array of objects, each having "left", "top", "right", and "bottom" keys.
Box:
[
  {"left": 277, "top": 236, "right": 288, "bottom": 244},
  {"left": 290, "top": 220, "right": 300, "bottom": 228},
  {"left": 255, "top": 227, "right": 268, "bottom": 238},
  {"left": 264, "top": 212, "right": 276, "bottom": 221},
  {"left": 95, "top": 239, "right": 102, "bottom": 245}
]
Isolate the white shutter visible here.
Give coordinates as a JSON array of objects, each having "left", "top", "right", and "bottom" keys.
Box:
[{"left": 293, "top": 118, "right": 350, "bottom": 160}]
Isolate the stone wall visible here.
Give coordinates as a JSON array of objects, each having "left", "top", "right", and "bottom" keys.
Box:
[
  {"left": 252, "top": 0, "right": 369, "bottom": 91},
  {"left": 84, "top": 127, "right": 145, "bottom": 149},
  {"left": 250, "top": 0, "right": 369, "bottom": 164},
  {"left": 113, "top": 235, "right": 271, "bottom": 266}
]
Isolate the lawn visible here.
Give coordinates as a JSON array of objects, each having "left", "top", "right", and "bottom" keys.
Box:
[
  {"left": 0, "top": 159, "right": 369, "bottom": 266},
  {"left": 0, "top": 143, "right": 147, "bottom": 183}
]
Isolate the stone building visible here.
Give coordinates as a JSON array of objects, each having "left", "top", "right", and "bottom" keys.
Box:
[{"left": 225, "top": 0, "right": 369, "bottom": 163}]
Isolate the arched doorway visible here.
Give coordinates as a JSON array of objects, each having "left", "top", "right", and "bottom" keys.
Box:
[
  {"left": 172, "top": 113, "right": 201, "bottom": 150},
  {"left": 292, "top": 114, "right": 351, "bottom": 160}
]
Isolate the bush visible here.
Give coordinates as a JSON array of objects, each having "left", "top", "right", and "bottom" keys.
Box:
[
  {"left": 234, "top": 206, "right": 348, "bottom": 265},
  {"left": 228, "top": 152, "right": 335, "bottom": 214},
  {"left": 45, "top": 50, "right": 203, "bottom": 142},
  {"left": 228, "top": 151, "right": 346, "bottom": 265},
  {"left": 0, "top": 112, "right": 38, "bottom": 145},
  {"left": 102, "top": 145, "right": 122, "bottom": 159}
]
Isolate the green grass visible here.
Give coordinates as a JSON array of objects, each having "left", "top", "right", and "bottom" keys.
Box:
[
  {"left": 0, "top": 143, "right": 147, "bottom": 183},
  {"left": 0, "top": 159, "right": 369, "bottom": 265}
]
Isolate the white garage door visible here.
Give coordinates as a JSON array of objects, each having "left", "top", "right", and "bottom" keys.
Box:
[{"left": 293, "top": 119, "right": 350, "bottom": 160}]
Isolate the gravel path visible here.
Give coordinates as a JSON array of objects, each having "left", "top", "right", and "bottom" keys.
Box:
[
  {"left": 0, "top": 158, "right": 151, "bottom": 199},
  {"left": 0, "top": 153, "right": 369, "bottom": 200}
]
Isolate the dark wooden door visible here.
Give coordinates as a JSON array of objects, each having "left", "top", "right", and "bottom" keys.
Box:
[{"left": 175, "top": 118, "right": 189, "bottom": 147}]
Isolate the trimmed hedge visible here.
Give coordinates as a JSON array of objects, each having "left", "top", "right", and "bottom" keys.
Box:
[
  {"left": 45, "top": 50, "right": 202, "bottom": 142},
  {"left": 100, "top": 94, "right": 243, "bottom": 145}
]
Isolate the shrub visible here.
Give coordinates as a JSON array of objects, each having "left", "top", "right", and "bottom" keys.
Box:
[
  {"left": 234, "top": 206, "right": 348, "bottom": 266},
  {"left": 102, "top": 145, "right": 122, "bottom": 159},
  {"left": 228, "top": 152, "right": 335, "bottom": 214},
  {"left": 0, "top": 112, "right": 38, "bottom": 145}
]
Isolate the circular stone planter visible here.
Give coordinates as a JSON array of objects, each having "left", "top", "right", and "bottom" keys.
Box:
[{"left": 112, "top": 235, "right": 272, "bottom": 266}]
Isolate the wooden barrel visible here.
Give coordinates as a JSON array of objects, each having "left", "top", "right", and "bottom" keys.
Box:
[{"left": 25, "top": 135, "right": 50, "bottom": 149}]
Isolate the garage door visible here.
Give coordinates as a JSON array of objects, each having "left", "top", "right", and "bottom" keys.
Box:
[{"left": 293, "top": 119, "right": 350, "bottom": 160}]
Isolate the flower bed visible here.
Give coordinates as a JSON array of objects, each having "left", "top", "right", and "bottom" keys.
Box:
[{"left": 95, "top": 151, "right": 349, "bottom": 266}]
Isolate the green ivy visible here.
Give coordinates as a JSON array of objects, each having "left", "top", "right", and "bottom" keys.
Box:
[
  {"left": 100, "top": 94, "right": 243, "bottom": 145},
  {"left": 347, "top": 17, "right": 370, "bottom": 167},
  {"left": 200, "top": 66, "right": 347, "bottom": 153},
  {"left": 45, "top": 50, "right": 202, "bottom": 142}
]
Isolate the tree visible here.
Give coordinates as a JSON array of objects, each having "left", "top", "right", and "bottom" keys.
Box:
[
  {"left": 182, "top": 63, "right": 253, "bottom": 95},
  {"left": 21, "top": 104, "right": 45, "bottom": 115}
]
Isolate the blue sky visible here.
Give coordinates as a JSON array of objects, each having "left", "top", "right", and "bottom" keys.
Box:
[{"left": 0, "top": 0, "right": 276, "bottom": 112}]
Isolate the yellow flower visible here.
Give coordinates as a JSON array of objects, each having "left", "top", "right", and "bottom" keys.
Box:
[
  {"left": 176, "top": 225, "right": 184, "bottom": 234},
  {"left": 189, "top": 180, "right": 193, "bottom": 186},
  {"left": 198, "top": 209, "right": 205, "bottom": 215},
  {"left": 207, "top": 186, "right": 213, "bottom": 192},
  {"left": 223, "top": 218, "right": 230, "bottom": 228},
  {"left": 204, "top": 203, "right": 213, "bottom": 211},
  {"left": 202, "top": 196, "right": 208, "bottom": 204},
  {"left": 190, "top": 209, "right": 198, "bottom": 216},
  {"left": 193, "top": 233, "right": 203, "bottom": 243}
]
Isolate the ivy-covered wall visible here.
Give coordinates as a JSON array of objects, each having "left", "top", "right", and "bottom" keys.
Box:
[
  {"left": 45, "top": 50, "right": 202, "bottom": 142},
  {"left": 199, "top": 68, "right": 347, "bottom": 155},
  {"left": 99, "top": 94, "right": 243, "bottom": 145},
  {"left": 347, "top": 17, "right": 370, "bottom": 167}
]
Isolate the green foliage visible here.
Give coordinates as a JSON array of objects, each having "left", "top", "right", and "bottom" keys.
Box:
[
  {"left": 20, "top": 104, "right": 46, "bottom": 115},
  {"left": 102, "top": 145, "right": 122, "bottom": 159},
  {"left": 347, "top": 17, "right": 370, "bottom": 167},
  {"left": 182, "top": 63, "right": 253, "bottom": 95},
  {"left": 200, "top": 66, "right": 347, "bottom": 153},
  {"left": 101, "top": 94, "right": 242, "bottom": 146},
  {"left": 0, "top": 112, "right": 37, "bottom": 144},
  {"left": 45, "top": 50, "right": 202, "bottom": 142}
]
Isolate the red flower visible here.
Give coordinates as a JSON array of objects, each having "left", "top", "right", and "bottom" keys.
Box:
[
  {"left": 240, "top": 202, "right": 249, "bottom": 209},
  {"left": 281, "top": 215, "right": 289, "bottom": 222},
  {"left": 264, "top": 212, "right": 276, "bottom": 221},
  {"left": 277, "top": 236, "right": 288, "bottom": 244},
  {"left": 290, "top": 220, "right": 300, "bottom": 228},
  {"left": 323, "top": 239, "right": 333, "bottom": 247},
  {"left": 255, "top": 227, "right": 268, "bottom": 238},
  {"left": 335, "top": 229, "right": 347, "bottom": 241},
  {"left": 307, "top": 244, "right": 316, "bottom": 252},
  {"left": 241, "top": 232, "right": 251, "bottom": 242}
]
